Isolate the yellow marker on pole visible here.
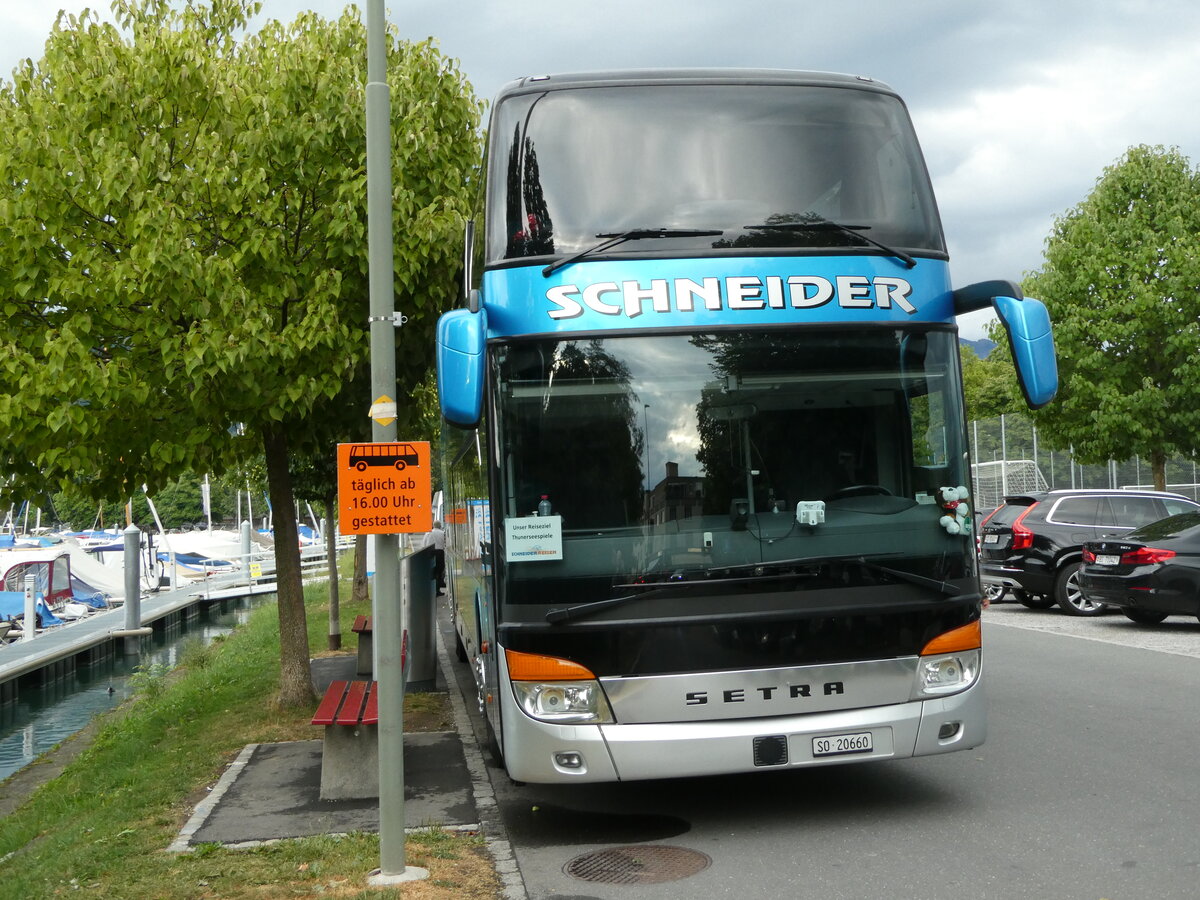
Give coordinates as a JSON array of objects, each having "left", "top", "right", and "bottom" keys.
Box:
[{"left": 369, "top": 394, "right": 397, "bottom": 426}]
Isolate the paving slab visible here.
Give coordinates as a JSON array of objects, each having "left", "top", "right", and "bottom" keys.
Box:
[
  {"left": 171, "top": 651, "right": 477, "bottom": 850},
  {"left": 181, "top": 734, "right": 476, "bottom": 848}
]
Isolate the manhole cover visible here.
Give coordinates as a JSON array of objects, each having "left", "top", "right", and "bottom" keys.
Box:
[{"left": 564, "top": 844, "right": 711, "bottom": 884}]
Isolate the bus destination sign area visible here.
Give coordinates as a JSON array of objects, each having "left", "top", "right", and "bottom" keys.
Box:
[{"left": 336, "top": 441, "right": 432, "bottom": 535}]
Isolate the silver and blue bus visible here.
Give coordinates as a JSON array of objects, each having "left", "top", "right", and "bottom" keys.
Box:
[{"left": 436, "top": 69, "right": 1057, "bottom": 784}]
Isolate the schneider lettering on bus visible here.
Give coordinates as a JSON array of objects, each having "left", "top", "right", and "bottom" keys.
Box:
[{"left": 434, "top": 69, "right": 1058, "bottom": 784}]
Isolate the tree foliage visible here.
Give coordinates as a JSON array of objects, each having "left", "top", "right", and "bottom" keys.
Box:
[
  {"left": 0, "top": 0, "right": 482, "bottom": 704},
  {"left": 1022, "top": 145, "right": 1200, "bottom": 490},
  {"left": 959, "top": 340, "right": 1021, "bottom": 422},
  {"left": 49, "top": 471, "right": 244, "bottom": 532}
]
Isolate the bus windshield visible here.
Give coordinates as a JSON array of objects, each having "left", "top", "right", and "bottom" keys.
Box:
[
  {"left": 491, "top": 327, "right": 970, "bottom": 610},
  {"left": 487, "top": 82, "right": 945, "bottom": 265}
]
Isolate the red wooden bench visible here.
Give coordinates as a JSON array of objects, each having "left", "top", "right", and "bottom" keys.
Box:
[
  {"left": 311, "top": 679, "right": 379, "bottom": 727},
  {"left": 310, "top": 624, "right": 408, "bottom": 801},
  {"left": 312, "top": 679, "right": 379, "bottom": 800},
  {"left": 350, "top": 615, "right": 409, "bottom": 679},
  {"left": 351, "top": 614, "right": 373, "bottom": 676}
]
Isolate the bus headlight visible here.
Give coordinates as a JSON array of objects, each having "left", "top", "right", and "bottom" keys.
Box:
[
  {"left": 912, "top": 619, "right": 982, "bottom": 699},
  {"left": 913, "top": 649, "right": 980, "bottom": 698},
  {"left": 511, "top": 680, "right": 615, "bottom": 724},
  {"left": 505, "top": 648, "right": 616, "bottom": 724}
]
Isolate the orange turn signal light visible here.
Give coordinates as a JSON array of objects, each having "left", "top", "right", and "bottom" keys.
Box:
[
  {"left": 920, "top": 619, "right": 981, "bottom": 656},
  {"left": 505, "top": 649, "right": 596, "bottom": 682}
]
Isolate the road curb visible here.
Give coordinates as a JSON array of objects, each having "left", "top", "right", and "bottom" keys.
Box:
[{"left": 435, "top": 612, "right": 528, "bottom": 900}]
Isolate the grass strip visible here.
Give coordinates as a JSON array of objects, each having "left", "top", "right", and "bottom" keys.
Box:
[{"left": 0, "top": 562, "right": 501, "bottom": 899}]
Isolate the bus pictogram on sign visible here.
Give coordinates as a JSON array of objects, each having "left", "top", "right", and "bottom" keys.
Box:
[
  {"left": 348, "top": 442, "right": 420, "bottom": 471},
  {"left": 337, "top": 441, "right": 432, "bottom": 535}
]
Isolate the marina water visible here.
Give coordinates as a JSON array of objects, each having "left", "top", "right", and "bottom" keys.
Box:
[{"left": 0, "top": 594, "right": 270, "bottom": 782}]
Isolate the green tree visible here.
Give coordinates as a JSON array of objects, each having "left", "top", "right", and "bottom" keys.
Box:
[
  {"left": 51, "top": 472, "right": 239, "bottom": 532},
  {"left": 959, "top": 341, "right": 1021, "bottom": 421},
  {"left": 1023, "top": 145, "right": 1200, "bottom": 491},
  {"left": 0, "top": 0, "right": 482, "bottom": 705}
]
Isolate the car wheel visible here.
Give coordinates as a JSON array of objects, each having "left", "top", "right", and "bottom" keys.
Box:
[
  {"left": 1123, "top": 608, "right": 1169, "bottom": 624},
  {"left": 1015, "top": 590, "right": 1056, "bottom": 610},
  {"left": 984, "top": 584, "right": 1008, "bottom": 604},
  {"left": 1055, "top": 562, "right": 1108, "bottom": 616}
]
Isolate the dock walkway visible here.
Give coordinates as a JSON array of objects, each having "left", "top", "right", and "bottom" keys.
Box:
[{"left": 0, "top": 571, "right": 278, "bottom": 687}]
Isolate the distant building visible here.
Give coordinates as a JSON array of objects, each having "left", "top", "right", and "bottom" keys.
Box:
[{"left": 645, "top": 461, "right": 705, "bottom": 526}]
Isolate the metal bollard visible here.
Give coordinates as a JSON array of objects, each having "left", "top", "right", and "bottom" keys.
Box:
[
  {"left": 123, "top": 524, "right": 142, "bottom": 655},
  {"left": 240, "top": 520, "right": 252, "bottom": 586},
  {"left": 23, "top": 575, "right": 36, "bottom": 642}
]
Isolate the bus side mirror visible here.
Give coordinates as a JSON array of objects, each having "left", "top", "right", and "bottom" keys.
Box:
[
  {"left": 953, "top": 281, "right": 1058, "bottom": 411},
  {"left": 436, "top": 308, "right": 487, "bottom": 427},
  {"left": 993, "top": 295, "right": 1058, "bottom": 410}
]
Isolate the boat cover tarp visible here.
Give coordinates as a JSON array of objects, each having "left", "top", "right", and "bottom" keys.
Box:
[
  {"left": 71, "top": 578, "right": 109, "bottom": 608},
  {"left": 0, "top": 590, "right": 26, "bottom": 618},
  {"left": 158, "top": 551, "right": 235, "bottom": 566},
  {"left": 0, "top": 592, "right": 61, "bottom": 626},
  {"left": 60, "top": 540, "right": 127, "bottom": 601},
  {"left": 37, "top": 601, "right": 64, "bottom": 626},
  {"left": 0, "top": 535, "right": 57, "bottom": 549}
]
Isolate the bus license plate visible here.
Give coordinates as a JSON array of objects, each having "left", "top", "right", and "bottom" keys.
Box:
[
  {"left": 1096, "top": 554, "right": 1120, "bottom": 566},
  {"left": 812, "top": 732, "right": 873, "bottom": 757}
]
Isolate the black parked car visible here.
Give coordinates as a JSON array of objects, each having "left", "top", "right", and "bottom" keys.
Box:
[
  {"left": 978, "top": 489, "right": 1200, "bottom": 616},
  {"left": 1079, "top": 512, "right": 1200, "bottom": 624}
]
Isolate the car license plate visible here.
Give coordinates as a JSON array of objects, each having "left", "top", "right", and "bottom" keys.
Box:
[
  {"left": 812, "top": 732, "right": 873, "bottom": 757},
  {"left": 1096, "top": 554, "right": 1120, "bottom": 566},
  {"left": 983, "top": 534, "right": 998, "bottom": 544}
]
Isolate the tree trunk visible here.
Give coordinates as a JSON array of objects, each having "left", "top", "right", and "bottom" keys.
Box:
[
  {"left": 325, "top": 490, "right": 341, "bottom": 651},
  {"left": 351, "top": 533, "right": 370, "bottom": 606},
  {"left": 1152, "top": 450, "right": 1167, "bottom": 493},
  {"left": 262, "top": 425, "right": 315, "bottom": 707}
]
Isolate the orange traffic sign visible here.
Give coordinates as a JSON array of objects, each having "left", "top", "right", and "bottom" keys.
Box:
[{"left": 337, "top": 441, "right": 432, "bottom": 535}]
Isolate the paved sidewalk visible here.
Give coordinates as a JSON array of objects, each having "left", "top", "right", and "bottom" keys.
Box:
[{"left": 169, "top": 653, "right": 478, "bottom": 851}]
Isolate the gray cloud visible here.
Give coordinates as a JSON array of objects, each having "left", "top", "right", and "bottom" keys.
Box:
[{"left": 4, "top": 1, "right": 1200, "bottom": 338}]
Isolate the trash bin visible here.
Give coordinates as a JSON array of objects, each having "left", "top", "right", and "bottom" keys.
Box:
[{"left": 400, "top": 546, "right": 437, "bottom": 692}]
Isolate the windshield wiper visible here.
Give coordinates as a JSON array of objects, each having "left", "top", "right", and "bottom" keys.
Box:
[
  {"left": 547, "top": 554, "right": 964, "bottom": 624},
  {"left": 853, "top": 559, "right": 962, "bottom": 597},
  {"left": 545, "top": 555, "right": 962, "bottom": 624},
  {"left": 545, "top": 585, "right": 671, "bottom": 624},
  {"left": 710, "top": 553, "right": 961, "bottom": 598},
  {"left": 545, "top": 571, "right": 806, "bottom": 624},
  {"left": 709, "top": 552, "right": 899, "bottom": 575},
  {"left": 744, "top": 219, "right": 916, "bottom": 269},
  {"left": 541, "top": 227, "right": 724, "bottom": 277}
]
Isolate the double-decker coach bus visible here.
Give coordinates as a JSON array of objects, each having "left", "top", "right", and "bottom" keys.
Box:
[{"left": 436, "top": 69, "right": 1057, "bottom": 784}]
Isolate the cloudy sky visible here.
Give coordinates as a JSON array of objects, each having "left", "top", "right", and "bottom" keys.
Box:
[{"left": 3, "top": 1, "right": 1199, "bottom": 339}]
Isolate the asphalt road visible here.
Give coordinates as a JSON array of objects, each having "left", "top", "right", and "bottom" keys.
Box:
[{"left": 449, "top": 603, "right": 1200, "bottom": 900}]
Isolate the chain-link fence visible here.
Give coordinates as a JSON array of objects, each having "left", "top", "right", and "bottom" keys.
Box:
[{"left": 968, "top": 414, "right": 1200, "bottom": 511}]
